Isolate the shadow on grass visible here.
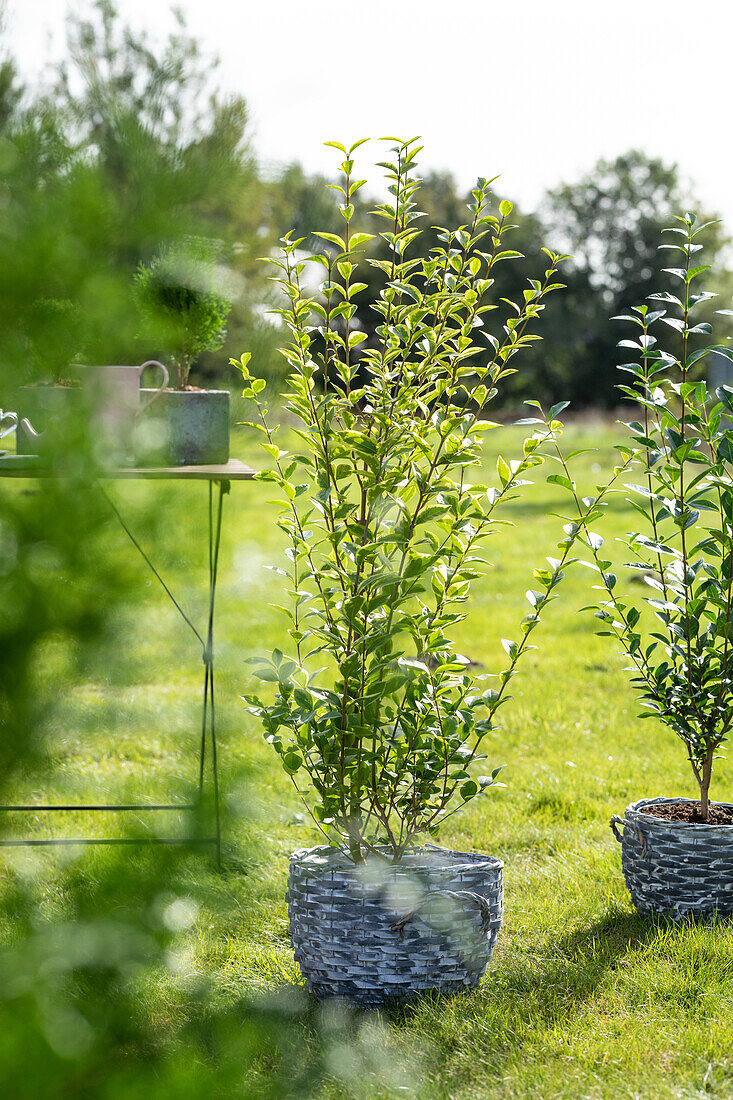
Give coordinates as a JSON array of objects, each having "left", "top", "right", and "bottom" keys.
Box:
[
  {"left": 279, "top": 906, "right": 655, "bottom": 1007},
  {"left": 256, "top": 909, "right": 695, "bottom": 1099},
  {"left": 280, "top": 906, "right": 661, "bottom": 1020},
  {"left": 385, "top": 905, "right": 660, "bottom": 1032},
  {"left": 272, "top": 902, "right": 732, "bottom": 1093}
]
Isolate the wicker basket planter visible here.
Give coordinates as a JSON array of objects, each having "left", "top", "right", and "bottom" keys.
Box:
[
  {"left": 288, "top": 844, "right": 503, "bottom": 1005},
  {"left": 611, "top": 796, "right": 733, "bottom": 919}
]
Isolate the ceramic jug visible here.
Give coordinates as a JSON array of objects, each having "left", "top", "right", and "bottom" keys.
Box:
[{"left": 75, "top": 360, "right": 168, "bottom": 464}]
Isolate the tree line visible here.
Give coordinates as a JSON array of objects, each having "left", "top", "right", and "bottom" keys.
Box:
[{"left": 1, "top": 0, "right": 728, "bottom": 409}]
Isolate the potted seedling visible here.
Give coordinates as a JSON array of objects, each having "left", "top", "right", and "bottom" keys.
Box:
[
  {"left": 15, "top": 299, "right": 87, "bottom": 458},
  {"left": 553, "top": 213, "right": 733, "bottom": 918},
  {"left": 133, "top": 237, "right": 233, "bottom": 466},
  {"left": 234, "top": 138, "right": 594, "bottom": 1005},
  {"left": 15, "top": 298, "right": 169, "bottom": 466}
]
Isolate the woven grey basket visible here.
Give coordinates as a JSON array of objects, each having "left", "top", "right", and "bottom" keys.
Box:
[
  {"left": 611, "top": 796, "right": 733, "bottom": 919},
  {"left": 288, "top": 844, "right": 503, "bottom": 1005}
]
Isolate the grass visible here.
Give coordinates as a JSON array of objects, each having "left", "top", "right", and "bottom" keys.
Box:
[{"left": 3, "top": 417, "right": 733, "bottom": 1099}]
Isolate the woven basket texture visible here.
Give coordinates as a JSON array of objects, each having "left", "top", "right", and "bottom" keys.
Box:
[
  {"left": 288, "top": 844, "right": 503, "bottom": 1005},
  {"left": 615, "top": 796, "right": 733, "bottom": 918}
]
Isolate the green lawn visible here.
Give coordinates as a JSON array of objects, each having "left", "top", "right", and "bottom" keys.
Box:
[{"left": 3, "top": 418, "right": 733, "bottom": 1099}]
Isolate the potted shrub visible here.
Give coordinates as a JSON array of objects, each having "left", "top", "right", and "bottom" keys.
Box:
[
  {"left": 552, "top": 212, "right": 733, "bottom": 918},
  {"left": 133, "top": 237, "right": 233, "bottom": 466},
  {"left": 14, "top": 299, "right": 169, "bottom": 466},
  {"left": 14, "top": 299, "right": 88, "bottom": 457},
  {"left": 235, "top": 137, "right": 595, "bottom": 1005}
]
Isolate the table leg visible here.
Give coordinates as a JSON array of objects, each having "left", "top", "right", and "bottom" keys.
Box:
[
  {"left": 99, "top": 480, "right": 228, "bottom": 861},
  {"left": 198, "top": 479, "right": 228, "bottom": 867},
  {"left": 0, "top": 478, "right": 233, "bottom": 855}
]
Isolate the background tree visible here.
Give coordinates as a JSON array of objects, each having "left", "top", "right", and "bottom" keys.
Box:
[
  {"left": 268, "top": 163, "right": 347, "bottom": 250},
  {"left": 542, "top": 150, "right": 727, "bottom": 406},
  {"left": 51, "top": 0, "right": 263, "bottom": 370},
  {"left": 2, "top": 4, "right": 730, "bottom": 407},
  {"left": 269, "top": 151, "right": 729, "bottom": 411}
]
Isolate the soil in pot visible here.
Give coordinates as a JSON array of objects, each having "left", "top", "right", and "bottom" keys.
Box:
[{"left": 640, "top": 801, "right": 733, "bottom": 825}]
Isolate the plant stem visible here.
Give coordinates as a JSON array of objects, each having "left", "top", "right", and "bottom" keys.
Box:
[{"left": 700, "top": 746, "right": 713, "bottom": 821}]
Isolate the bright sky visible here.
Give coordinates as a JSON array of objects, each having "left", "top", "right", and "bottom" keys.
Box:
[{"left": 8, "top": 0, "right": 733, "bottom": 223}]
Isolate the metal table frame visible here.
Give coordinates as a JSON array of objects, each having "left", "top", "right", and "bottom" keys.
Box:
[{"left": 0, "top": 458, "right": 255, "bottom": 863}]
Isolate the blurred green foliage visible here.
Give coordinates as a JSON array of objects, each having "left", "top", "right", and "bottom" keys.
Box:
[
  {"left": 0, "top": 8, "right": 422, "bottom": 1090},
  {"left": 0, "top": 844, "right": 410, "bottom": 1098},
  {"left": 0, "top": 437, "right": 415, "bottom": 1095},
  {"left": 0, "top": 0, "right": 269, "bottom": 396}
]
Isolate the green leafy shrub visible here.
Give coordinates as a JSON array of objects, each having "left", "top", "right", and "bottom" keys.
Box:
[
  {"left": 25, "top": 298, "right": 83, "bottom": 384},
  {"left": 134, "top": 238, "right": 233, "bottom": 389},
  {"left": 235, "top": 138, "right": 586, "bottom": 863},
  {"left": 553, "top": 213, "right": 733, "bottom": 821}
]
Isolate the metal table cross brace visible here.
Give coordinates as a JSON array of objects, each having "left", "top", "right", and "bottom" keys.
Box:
[{"left": 0, "top": 458, "right": 255, "bottom": 863}]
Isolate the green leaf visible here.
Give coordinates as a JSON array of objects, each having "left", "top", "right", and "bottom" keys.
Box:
[
  {"left": 283, "top": 751, "right": 303, "bottom": 774},
  {"left": 497, "top": 455, "right": 511, "bottom": 487},
  {"left": 547, "top": 473, "right": 574, "bottom": 492},
  {"left": 349, "top": 232, "right": 375, "bottom": 249},
  {"left": 313, "top": 231, "right": 345, "bottom": 250}
]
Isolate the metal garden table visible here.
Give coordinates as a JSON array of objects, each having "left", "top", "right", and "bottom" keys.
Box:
[{"left": 0, "top": 457, "right": 255, "bottom": 864}]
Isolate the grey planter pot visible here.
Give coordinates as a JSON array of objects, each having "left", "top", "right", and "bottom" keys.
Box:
[
  {"left": 136, "top": 388, "right": 230, "bottom": 467},
  {"left": 611, "top": 796, "right": 733, "bottom": 919},
  {"left": 288, "top": 844, "right": 503, "bottom": 1005}
]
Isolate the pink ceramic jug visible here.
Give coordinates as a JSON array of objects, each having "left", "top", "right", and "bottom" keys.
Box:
[{"left": 75, "top": 360, "right": 169, "bottom": 464}]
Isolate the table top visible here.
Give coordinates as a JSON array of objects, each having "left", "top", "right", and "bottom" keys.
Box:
[{"left": 0, "top": 457, "right": 257, "bottom": 481}]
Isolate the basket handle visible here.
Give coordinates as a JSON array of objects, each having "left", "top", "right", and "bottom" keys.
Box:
[
  {"left": 391, "top": 888, "right": 495, "bottom": 938},
  {"left": 445, "top": 890, "right": 495, "bottom": 933},
  {"left": 610, "top": 814, "right": 649, "bottom": 857}
]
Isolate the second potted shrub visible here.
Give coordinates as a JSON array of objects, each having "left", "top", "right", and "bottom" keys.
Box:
[
  {"left": 133, "top": 238, "right": 233, "bottom": 466},
  {"left": 556, "top": 213, "right": 733, "bottom": 918},
  {"left": 236, "top": 138, "right": 591, "bottom": 1004}
]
